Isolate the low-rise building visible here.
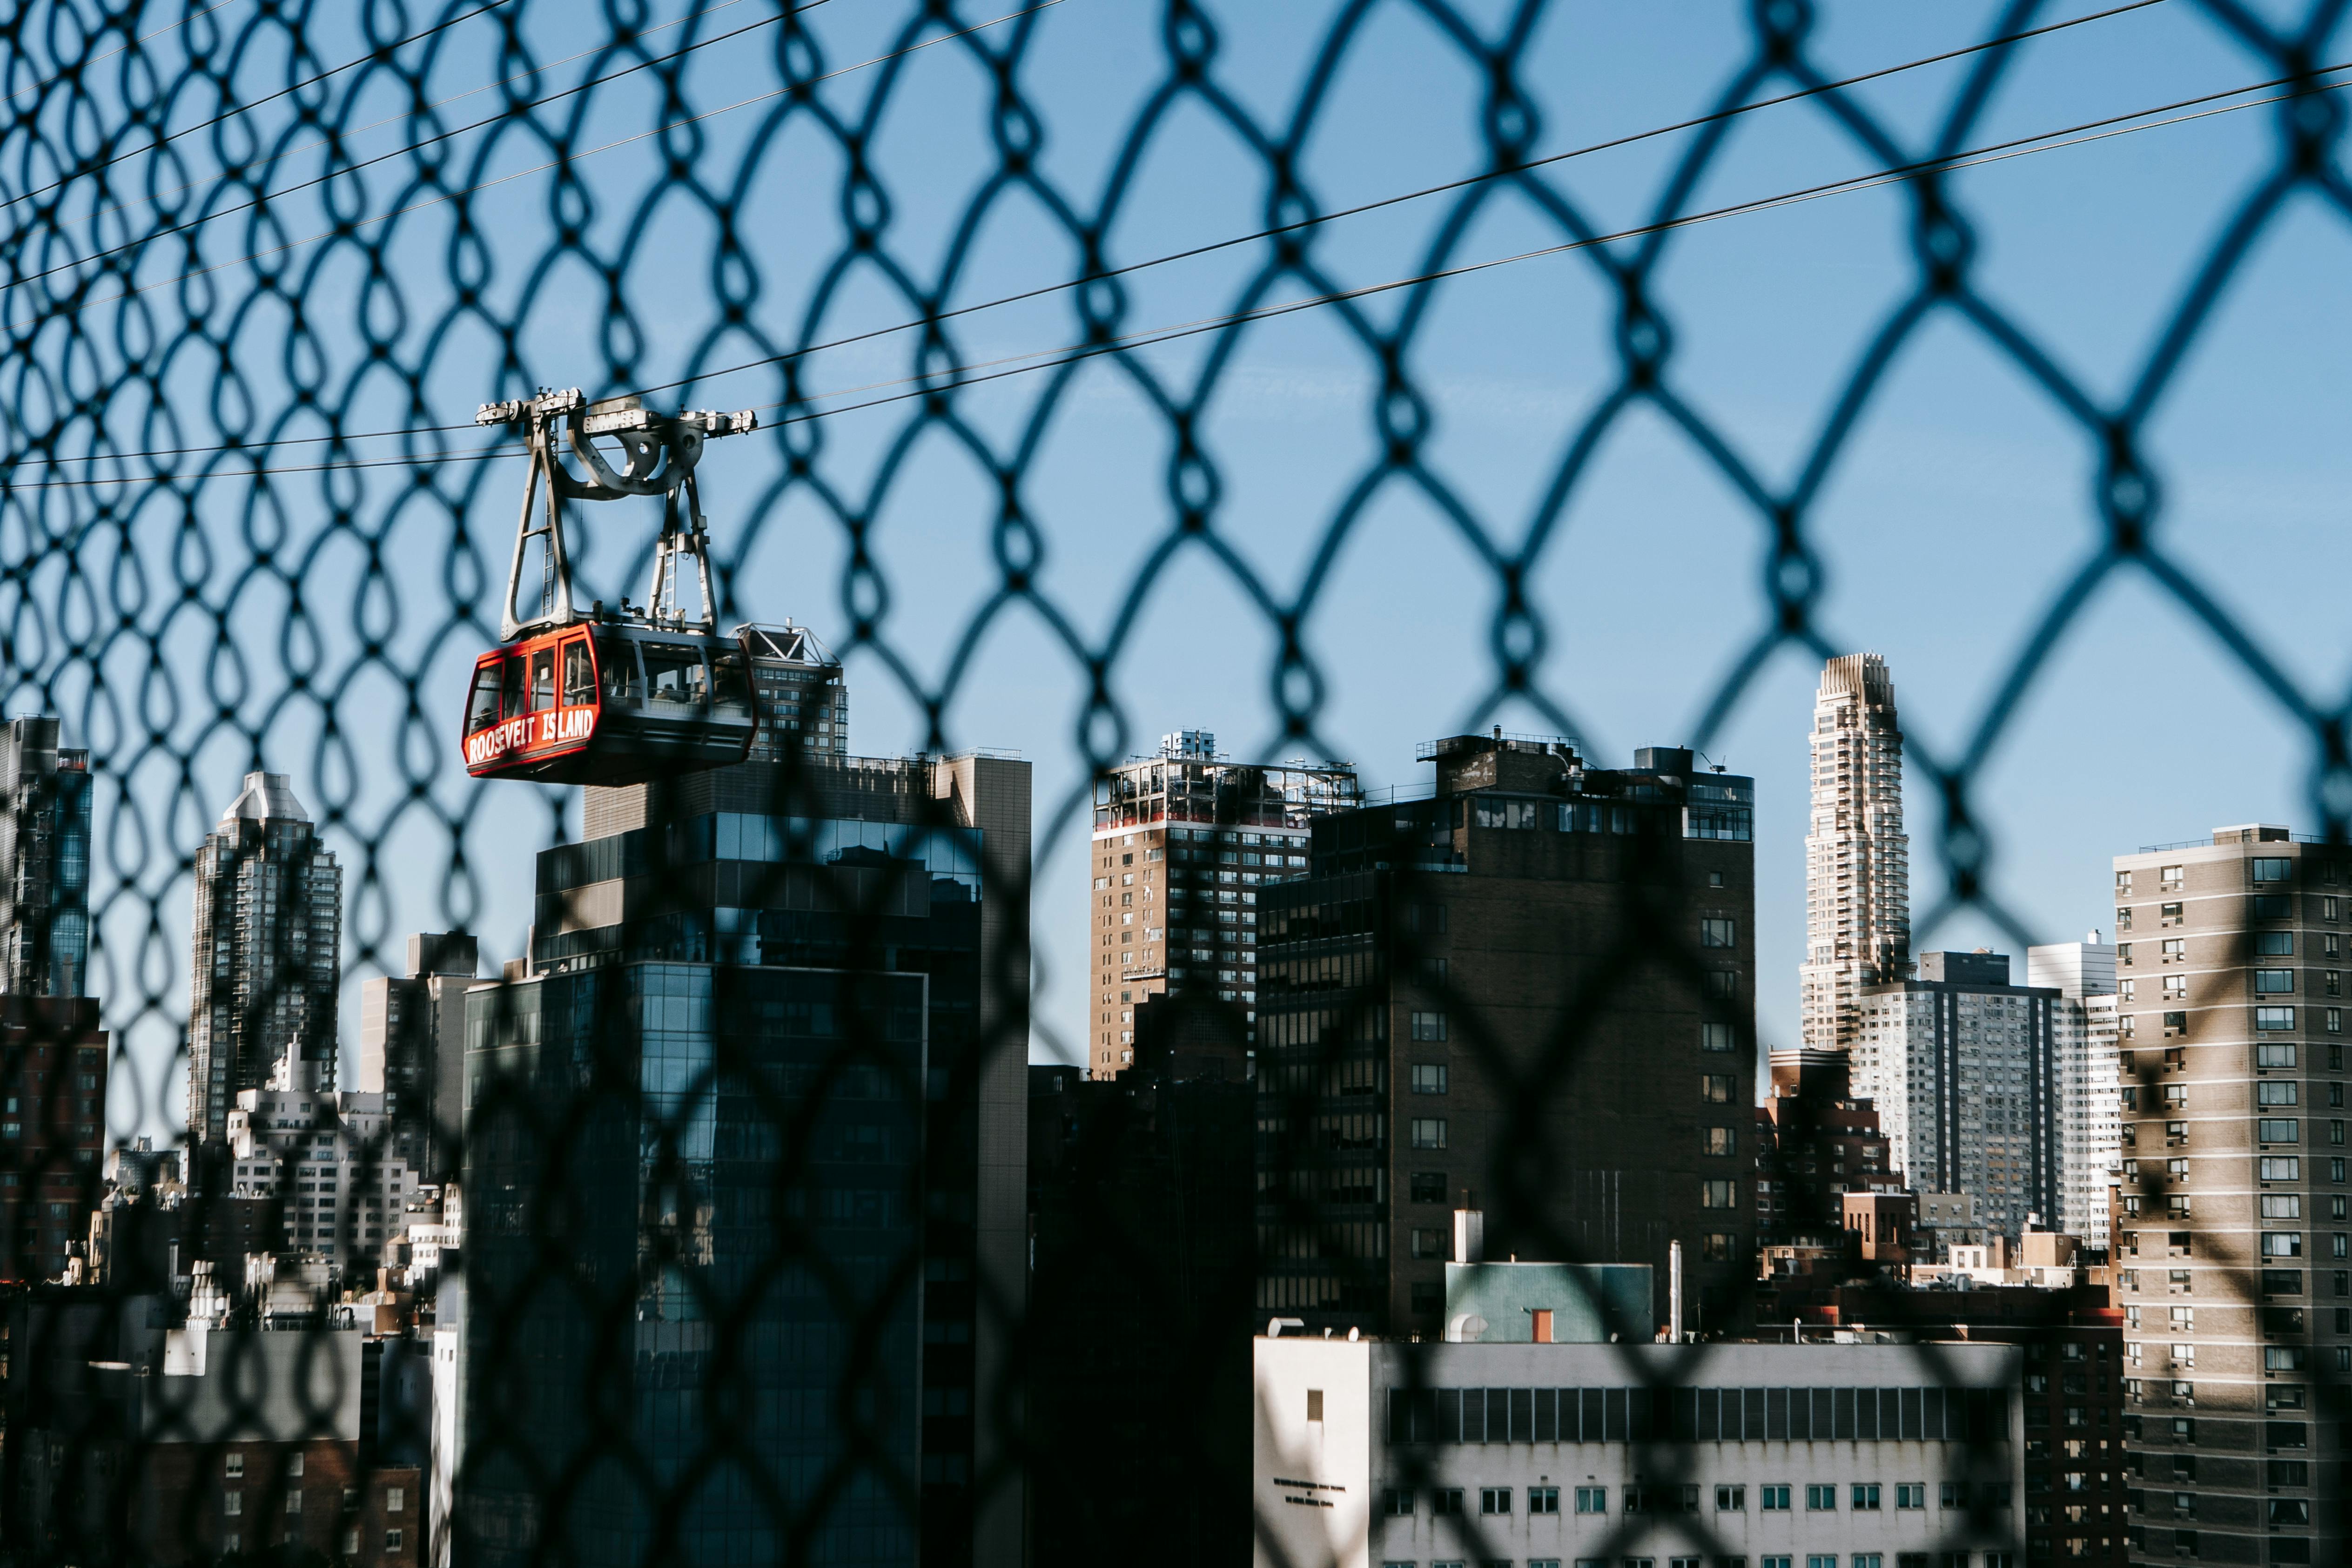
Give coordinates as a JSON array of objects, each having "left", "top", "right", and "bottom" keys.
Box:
[{"left": 1253, "top": 1332, "right": 2024, "bottom": 1568}]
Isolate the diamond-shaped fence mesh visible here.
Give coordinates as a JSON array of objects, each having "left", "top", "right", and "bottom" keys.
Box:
[{"left": 0, "top": 0, "right": 2342, "bottom": 1563}]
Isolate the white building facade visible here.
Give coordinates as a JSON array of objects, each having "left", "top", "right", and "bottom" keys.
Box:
[
  {"left": 1801, "top": 654, "right": 1910, "bottom": 1054},
  {"left": 224, "top": 1060, "right": 422, "bottom": 1267},
  {"left": 1255, "top": 1333, "right": 2023, "bottom": 1568},
  {"left": 2025, "top": 939, "right": 2121, "bottom": 1246}
]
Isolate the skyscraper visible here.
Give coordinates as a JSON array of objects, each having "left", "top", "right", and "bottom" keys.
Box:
[
  {"left": 186, "top": 773, "right": 343, "bottom": 1145},
  {"left": 1088, "top": 731, "right": 1358, "bottom": 1076},
  {"left": 2110, "top": 825, "right": 2340, "bottom": 1565},
  {"left": 1851, "top": 950, "right": 2059, "bottom": 1240},
  {"left": 1254, "top": 735, "right": 1758, "bottom": 1335},
  {"left": 0, "top": 717, "right": 92, "bottom": 999},
  {"left": 2027, "top": 936, "right": 2122, "bottom": 1245},
  {"left": 463, "top": 748, "right": 1031, "bottom": 1568},
  {"left": 1800, "top": 653, "right": 1909, "bottom": 1053}
]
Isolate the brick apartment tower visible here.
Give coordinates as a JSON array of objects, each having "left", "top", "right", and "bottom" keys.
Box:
[
  {"left": 1255, "top": 734, "right": 1758, "bottom": 1336},
  {"left": 1087, "top": 731, "right": 1358, "bottom": 1076},
  {"left": 2110, "top": 825, "right": 2339, "bottom": 1564},
  {"left": 1800, "top": 653, "right": 1909, "bottom": 1053}
]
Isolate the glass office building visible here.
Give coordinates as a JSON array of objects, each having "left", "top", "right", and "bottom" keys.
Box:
[{"left": 462, "top": 751, "right": 1029, "bottom": 1568}]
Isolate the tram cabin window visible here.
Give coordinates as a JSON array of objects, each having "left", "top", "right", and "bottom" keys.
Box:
[
  {"left": 562, "top": 638, "right": 595, "bottom": 707},
  {"left": 599, "top": 638, "right": 639, "bottom": 701},
  {"left": 643, "top": 643, "right": 709, "bottom": 704},
  {"left": 499, "top": 655, "right": 524, "bottom": 722},
  {"left": 530, "top": 647, "right": 556, "bottom": 711},
  {"left": 467, "top": 666, "right": 501, "bottom": 734}
]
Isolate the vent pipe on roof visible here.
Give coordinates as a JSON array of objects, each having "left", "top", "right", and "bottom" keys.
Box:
[
  {"left": 1669, "top": 1239, "right": 1685, "bottom": 1344},
  {"left": 1454, "top": 1203, "right": 1484, "bottom": 1265}
]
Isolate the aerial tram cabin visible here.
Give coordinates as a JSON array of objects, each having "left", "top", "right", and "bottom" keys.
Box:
[
  {"left": 461, "top": 388, "right": 761, "bottom": 787},
  {"left": 461, "top": 615, "right": 756, "bottom": 786}
]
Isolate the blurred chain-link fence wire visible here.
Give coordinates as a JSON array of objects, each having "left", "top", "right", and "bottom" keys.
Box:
[{"left": 0, "top": 0, "right": 2344, "bottom": 1563}]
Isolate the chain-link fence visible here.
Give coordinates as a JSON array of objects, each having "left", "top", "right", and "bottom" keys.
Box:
[{"left": 0, "top": 0, "right": 2345, "bottom": 1563}]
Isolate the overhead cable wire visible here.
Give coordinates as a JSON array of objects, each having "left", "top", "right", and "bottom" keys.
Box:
[
  {"left": 3, "top": 0, "right": 244, "bottom": 109},
  {"left": 1, "top": 0, "right": 833, "bottom": 294},
  {"left": 62, "top": 0, "right": 1061, "bottom": 315},
  {"left": 13, "top": 55, "right": 2348, "bottom": 488},
  {"left": 0, "top": 0, "right": 519, "bottom": 216},
  {"left": 16, "top": 0, "right": 761, "bottom": 238},
  {"left": 16, "top": 0, "right": 2176, "bottom": 464}
]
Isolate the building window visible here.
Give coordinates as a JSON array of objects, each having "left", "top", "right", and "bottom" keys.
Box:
[
  {"left": 225, "top": 1455, "right": 243, "bottom": 1479},
  {"left": 223, "top": 1494, "right": 242, "bottom": 1517},
  {"left": 1700, "top": 1074, "right": 1733, "bottom": 1104},
  {"left": 385, "top": 1530, "right": 403, "bottom": 1552},
  {"left": 1700, "top": 918, "right": 1736, "bottom": 948},
  {"left": 2258, "top": 971, "right": 2297, "bottom": 995},
  {"left": 2163, "top": 975, "right": 2189, "bottom": 999},
  {"left": 386, "top": 1487, "right": 404, "bottom": 1514},
  {"left": 1574, "top": 1486, "right": 1606, "bottom": 1514},
  {"left": 2261, "top": 1082, "right": 2301, "bottom": 1106},
  {"left": 1701, "top": 1180, "right": 1737, "bottom": 1208},
  {"left": 1409, "top": 1011, "right": 1448, "bottom": 1042},
  {"left": 1411, "top": 1229, "right": 1445, "bottom": 1259},
  {"left": 1700, "top": 1022, "right": 1735, "bottom": 1052},
  {"left": 2264, "top": 1195, "right": 2303, "bottom": 1219},
  {"left": 1895, "top": 1483, "right": 1924, "bottom": 1509},
  {"left": 1480, "top": 1487, "right": 1511, "bottom": 1515},
  {"left": 1527, "top": 1487, "right": 1558, "bottom": 1514},
  {"left": 1760, "top": 1485, "right": 1791, "bottom": 1511},
  {"left": 1410, "top": 1119, "right": 1447, "bottom": 1150},
  {"left": 1384, "top": 1488, "right": 1414, "bottom": 1516},
  {"left": 2261, "top": 1119, "right": 2300, "bottom": 1144},
  {"left": 285, "top": 1491, "right": 302, "bottom": 1515},
  {"left": 1410, "top": 1172, "right": 1447, "bottom": 1204},
  {"left": 1410, "top": 1063, "right": 1449, "bottom": 1095},
  {"left": 2259, "top": 1043, "right": 2299, "bottom": 1067},
  {"left": 2254, "top": 857, "right": 2293, "bottom": 883},
  {"left": 1806, "top": 1484, "right": 1837, "bottom": 1511},
  {"left": 1851, "top": 1484, "right": 1880, "bottom": 1510},
  {"left": 1702, "top": 1232, "right": 1734, "bottom": 1261},
  {"left": 2265, "top": 1232, "right": 2305, "bottom": 1257},
  {"left": 1716, "top": 1485, "right": 1745, "bottom": 1511},
  {"left": 2260, "top": 931, "right": 2298, "bottom": 956},
  {"left": 2263, "top": 1157, "right": 2302, "bottom": 1180},
  {"left": 1703, "top": 1126, "right": 1736, "bottom": 1157},
  {"left": 1432, "top": 1488, "right": 1465, "bottom": 1515}
]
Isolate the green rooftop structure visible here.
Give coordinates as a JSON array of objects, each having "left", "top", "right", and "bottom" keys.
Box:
[{"left": 1442, "top": 1262, "right": 1653, "bottom": 1343}]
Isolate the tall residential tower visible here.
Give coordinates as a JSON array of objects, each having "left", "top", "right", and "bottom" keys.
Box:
[
  {"left": 1089, "top": 732, "right": 1359, "bottom": 1076},
  {"left": 2109, "top": 825, "right": 2341, "bottom": 1565},
  {"left": 186, "top": 772, "right": 343, "bottom": 1145},
  {"left": 1801, "top": 653, "right": 1909, "bottom": 1053}
]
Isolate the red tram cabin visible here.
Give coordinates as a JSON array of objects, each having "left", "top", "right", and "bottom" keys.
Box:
[{"left": 462, "top": 615, "right": 757, "bottom": 786}]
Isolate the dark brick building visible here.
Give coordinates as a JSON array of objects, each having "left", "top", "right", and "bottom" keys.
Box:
[
  {"left": 1255, "top": 733, "right": 1757, "bottom": 1337},
  {"left": 0, "top": 996, "right": 107, "bottom": 1283}
]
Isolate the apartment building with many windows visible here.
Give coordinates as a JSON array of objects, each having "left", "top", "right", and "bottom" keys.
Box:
[
  {"left": 1253, "top": 735, "right": 1756, "bottom": 1338},
  {"left": 2110, "top": 826, "right": 2343, "bottom": 1566},
  {"left": 1852, "top": 952, "right": 2060, "bottom": 1242},
  {"left": 1088, "top": 731, "right": 1359, "bottom": 1076}
]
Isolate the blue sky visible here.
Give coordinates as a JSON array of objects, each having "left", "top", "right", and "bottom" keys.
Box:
[{"left": 6, "top": 0, "right": 2350, "bottom": 1131}]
